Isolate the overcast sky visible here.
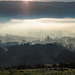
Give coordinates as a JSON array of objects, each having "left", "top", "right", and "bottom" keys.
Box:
[{"left": 0, "top": 0, "right": 75, "bottom": 2}]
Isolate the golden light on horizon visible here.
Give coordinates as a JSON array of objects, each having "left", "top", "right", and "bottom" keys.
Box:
[
  {"left": 22, "top": 0, "right": 34, "bottom": 1},
  {"left": 21, "top": 0, "right": 40, "bottom": 1}
]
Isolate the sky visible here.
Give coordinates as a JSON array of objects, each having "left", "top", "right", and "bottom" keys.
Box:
[
  {"left": 0, "top": 0, "right": 75, "bottom": 2},
  {"left": 0, "top": 1, "right": 75, "bottom": 38}
]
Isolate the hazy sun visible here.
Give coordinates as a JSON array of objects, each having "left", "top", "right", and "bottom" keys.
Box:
[{"left": 22, "top": 0, "right": 34, "bottom": 1}]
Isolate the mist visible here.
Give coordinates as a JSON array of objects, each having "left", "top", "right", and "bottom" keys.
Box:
[{"left": 0, "top": 18, "right": 75, "bottom": 38}]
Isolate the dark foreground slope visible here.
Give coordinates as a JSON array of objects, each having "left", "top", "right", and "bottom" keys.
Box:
[{"left": 0, "top": 43, "right": 75, "bottom": 67}]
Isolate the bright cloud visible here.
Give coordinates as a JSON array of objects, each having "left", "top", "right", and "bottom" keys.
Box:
[{"left": 0, "top": 18, "right": 75, "bottom": 38}]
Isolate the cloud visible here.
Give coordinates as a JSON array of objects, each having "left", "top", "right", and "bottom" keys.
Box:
[{"left": 0, "top": 18, "right": 75, "bottom": 37}]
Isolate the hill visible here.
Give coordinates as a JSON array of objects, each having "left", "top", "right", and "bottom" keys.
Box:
[{"left": 0, "top": 43, "right": 75, "bottom": 67}]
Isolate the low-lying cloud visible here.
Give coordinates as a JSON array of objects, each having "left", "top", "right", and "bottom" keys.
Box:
[{"left": 0, "top": 18, "right": 75, "bottom": 38}]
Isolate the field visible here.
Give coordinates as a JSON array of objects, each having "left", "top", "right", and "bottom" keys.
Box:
[{"left": 0, "top": 68, "right": 75, "bottom": 75}]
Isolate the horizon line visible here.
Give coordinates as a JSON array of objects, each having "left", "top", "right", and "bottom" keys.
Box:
[{"left": 0, "top": 1, "right": 75, "bottom": 2}]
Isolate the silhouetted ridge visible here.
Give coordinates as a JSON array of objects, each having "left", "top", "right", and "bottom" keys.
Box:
[
  {"left": 0, "top": 43, "right": 74, "bottom": 67},
  {"left": 56, "top": 50, "right": 75, "bottom": 63}
]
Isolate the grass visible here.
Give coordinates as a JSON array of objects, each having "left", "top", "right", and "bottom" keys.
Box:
[{"left": 0, "top": 68, "right": 75, "bottom": 75}]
